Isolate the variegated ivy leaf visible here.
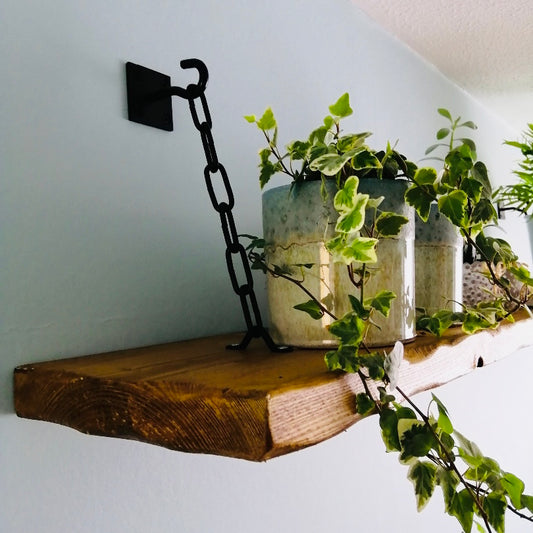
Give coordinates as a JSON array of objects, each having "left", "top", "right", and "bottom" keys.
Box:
[
  {"left": 501, "top": 472, "right": 525, "bottom": 510},
  {"left": 335, "top": 194, "right": 370, "bottom": 234},
  {"left": 365, "top": 290, "right": 396, "bottom": 317},
  {"left": 509, "top": 264, "right": 533, "bottom": 286},
  {"left": 414, "top": 167, "right": 438, "bottom": 186},
  {"left": 293, "top": 300, "right": 324, "bottom": 320},
  {"left": 255, "top": 107, "right": 277, "bottom": 130},
  {"left": 351, "top": 149, "right": 381, "bottom": 170},
  {"left": 328, "top": 312, "right": 365, "bottom": 346},
  {"left": 336, "top": 132, "right": 372, "bottom": 153},
  {"left": 375, "top": 212, "right": 409, "bottom": 237},
  {"left": 438, "top": 190, "right": 468, "bottom": 226},
  {"left": 338, "top": 237, "right": 378, "bottom": 264},
  {"left": 482, "top": 493, "right": 506, "bottom": 533},
  {"left": 309, "top": 150, "right": 357, "bottom": 176},
  {"left": 367, "top": 196, "right": 384, "bottom": 209},
  {"left": 405, "top": 184, "right": 433, "bottom": 222},
  {"left": 333, "top": 176, "right": 359, "bottom": 212},
  {"left": 431, "top": 393, "right": 453, "bottom": 434},
  {"left": 408, "top": 460, "right": 438, "bottom": 511},
  {"left": 328, "top": 92, "right": 353, "bottom": 118}
]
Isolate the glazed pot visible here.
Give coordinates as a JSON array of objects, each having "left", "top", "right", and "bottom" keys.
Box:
[
  {"left": 415, "top": 203, "right": 463, "bottom": 314},
  {"left": 262, "top": 178, "right": 415, "bottom": 348}
]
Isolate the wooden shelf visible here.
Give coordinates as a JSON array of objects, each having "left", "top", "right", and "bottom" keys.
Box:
[{"left": 14, "top": 310, "right": 533, "bottom": 461}]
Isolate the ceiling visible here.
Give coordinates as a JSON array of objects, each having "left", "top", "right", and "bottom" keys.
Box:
[{"left": 351, "top": 0, "right": 533, "bottom": 133}]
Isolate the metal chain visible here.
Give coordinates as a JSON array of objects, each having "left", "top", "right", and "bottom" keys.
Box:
[{"left": 178, "top": 62, "right": 290, "bottom": 352}]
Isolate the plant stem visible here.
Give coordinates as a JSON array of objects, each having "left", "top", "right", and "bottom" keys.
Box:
[
  {"left": 396, "top": 386, "right": 493, "bottom": 532},
  {"left": 264, "top": 263, "right": 338, "bottom": 320}
]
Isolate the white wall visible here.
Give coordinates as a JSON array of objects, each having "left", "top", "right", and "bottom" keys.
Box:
[{"left": 1, "top": 1, "right": 532, "bottom": 532}]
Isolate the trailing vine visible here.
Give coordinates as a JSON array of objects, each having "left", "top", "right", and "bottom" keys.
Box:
[{"left": 245, "top": 96, "right": 533, "bottom": 532}]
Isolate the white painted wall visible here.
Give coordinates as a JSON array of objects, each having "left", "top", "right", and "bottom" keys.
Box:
[{"left": 1, "top": 1, "right": 532, "bottom": 532}]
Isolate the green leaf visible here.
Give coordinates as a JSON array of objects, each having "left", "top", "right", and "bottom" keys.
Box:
[
  {"left": 462, "top": 311, "right": 493, "bottom": 334},
  {"left": 438, "top": 190, "right": 468, "bottom": 226},
  {"left": 509, "top": 264, "right": 533, "bottom": 286},
  {"left": 438, "top": 108, "right": 453, "bottom": 121},
  {"left": 365, "top": 290, "right": 396, "bottom": 317},
  {"left": 328, "top": 312, "right": 365, "bottom": 345},
  {"left": 244, "top": 114, "right": 256, "bottom": 123},
  {"left": 333, "top": 175, "right": 359, "bottom": 213},
  {"left": 461, "top": 177, "right": 484, "bottom": 203},
  {"left": 399, "top": 421, "right": 435, "bottom": 461},
  {"left": 463, "top": 456, "right": 501, "bottom": 484},
  {"left": 431, "top": 394, "right": 453, "bottom": 434},
  {"left": 520, "top": 494, "right": 533, "bottom": 513},
  {"left": 417, "top": 314, "right": 443, "bottom": 336},
  {"left": 310, "top": 151, "right": 355, "bottom": 176},
  {"left": 395, "top": 405, "right": 417, "bottom": 420},
  {"left": 437, "top": 467, "right": 460, "bottom": 514},
  {"left": 351, "top": 149, "right": 381, "bottom": 170},
  {"left": 336, "top": 132, "right": 372, "bottom": 152},
  {"left": 328, "top": 93, "right": 353, "bottom": 118},
  {"left": 414, "top": 167, "right": 438, "bottom": 185},
  {"left": 359, "top": 352, "right": 386, "bottom": 380},
  {"left": 501, "top": 472, "right": 525, "bottom": 509},
  {"left": 348, "top": 294, "right": 370, "bottom": 319},
  {"left": 338, "top": 237, "right": 378, "bottom": 264},
  {"left": 475, "top": 521, "right": 486, "bottom": 533},
  {"left": 408, "top": 461, "right": 438, "bottom": 511},
  {"left": 471, "top": 161, "right": 492, "bottom": 198},
  {"left": 293, "top": 300, "right": 324, "bottom": 320},
  {"left": 335, "top": 195, "right": 369, "bottom": 234},
  {"left": 446, "top": 147, "right": 474, "bottom": 185},
  {"left": 455, "top": 431, "right": 483, "bottom": 459},
  {"left": 287, "top": 140, "right": 310, "bottom": 160},
  {"left": 449, "top": 489, "right": 474, "bottom": 533},
  {"left": 324, "top": 345, "right": 359, "bottom": 373},
  {"left": 379, "top": 408, "right": 400, "bottom": 451},
  {"left": 375, "top": 212, "right": 409, "bottom": 237},
  {"left": 323, "top": 115, "right": 335, "bottom": 129},
  {"left": 491, "top": 238, "right": 518, "bottom": 265},
  {"left": 483, "top": 493, "right": 506, "bottom": 533},
  {"left": 258, "top": 149, "right": 281, "bottom": 189},
  {"left": 355, "top": 393, "right": 375, "bottom": 416},
  {"left": 405, "top": 185, "right": 434, "bottom": 222},
  {"left": 436, "top": 127, "right": 450, "bottom": 140},
  {"left": 425, "top": 143, "right": 447, "bottom": 155},
  {"left": 471, "top": 198, "right": 498, "bottom": 224},
  {"left": 256, "top": 107, "right": 277, "bottom": 130},
  {"left": 459, "top": 120, "right": 478, "bottom": 130}
]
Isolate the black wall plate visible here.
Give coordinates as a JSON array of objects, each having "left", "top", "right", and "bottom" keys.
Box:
[{"left": 126, "top": 62, "right": 173, "bottom": 131}]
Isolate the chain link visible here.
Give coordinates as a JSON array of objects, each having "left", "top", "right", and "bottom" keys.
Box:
[{"left": 183, "top": 74, "right": 290, "bottom": 352}]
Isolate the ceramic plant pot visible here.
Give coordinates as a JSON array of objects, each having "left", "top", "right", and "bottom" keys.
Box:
[
  {"left": 415, "top": 203, "right": 463, "bottom": 315},
  {"left": 357, "top": 178, "right": 416, "bottom": 346},
  {"left": 262, "top": 178, "right": 415, "bottom": 348}
]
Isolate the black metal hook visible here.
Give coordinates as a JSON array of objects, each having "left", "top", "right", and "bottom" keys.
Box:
[
  {"left": 126, "top": 59, "right": 209, "bottom": 131},
  {"left": 176, "top": 58, "right": 208, "bottom": 99}
]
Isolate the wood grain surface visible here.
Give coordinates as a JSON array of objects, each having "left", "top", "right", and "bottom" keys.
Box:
[{"left": 14, "top": 310, "right": 533, "bottom": 461}]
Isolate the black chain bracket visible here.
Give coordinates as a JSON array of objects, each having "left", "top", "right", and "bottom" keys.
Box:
[{"left": 125, "top": 59, "right": 291, "bottom": 352}]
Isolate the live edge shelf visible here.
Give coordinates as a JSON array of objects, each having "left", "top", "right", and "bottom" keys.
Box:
[{"left": 14, "top": 310, "right": 533, "bottom": 461}]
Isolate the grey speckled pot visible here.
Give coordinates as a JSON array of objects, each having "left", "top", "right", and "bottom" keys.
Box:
[
  {"left": 262, "top": 179, "right": 416, "bottom": 348},
  {"left": 415, "top": 203, "right": 463, "bottom": 314}
]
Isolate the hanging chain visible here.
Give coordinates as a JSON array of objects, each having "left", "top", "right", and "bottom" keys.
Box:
[{"left": 177, "top": 61, "right": 290, "bottom": 352}]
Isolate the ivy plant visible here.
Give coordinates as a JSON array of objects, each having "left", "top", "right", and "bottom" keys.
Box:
[
  {"left": 244, "top": 97, "right": 533, "bottom": 532},
  {"left": 408, "top": 109, "right": 533, "bottom": 336},
  {"left": 245, "top": 93, "right": 416, "bottom": 194}
]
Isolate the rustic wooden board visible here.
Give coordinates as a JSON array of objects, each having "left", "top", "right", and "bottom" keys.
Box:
[{"left": 14, "top": 310, "right": 533, "bottom": 461}]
